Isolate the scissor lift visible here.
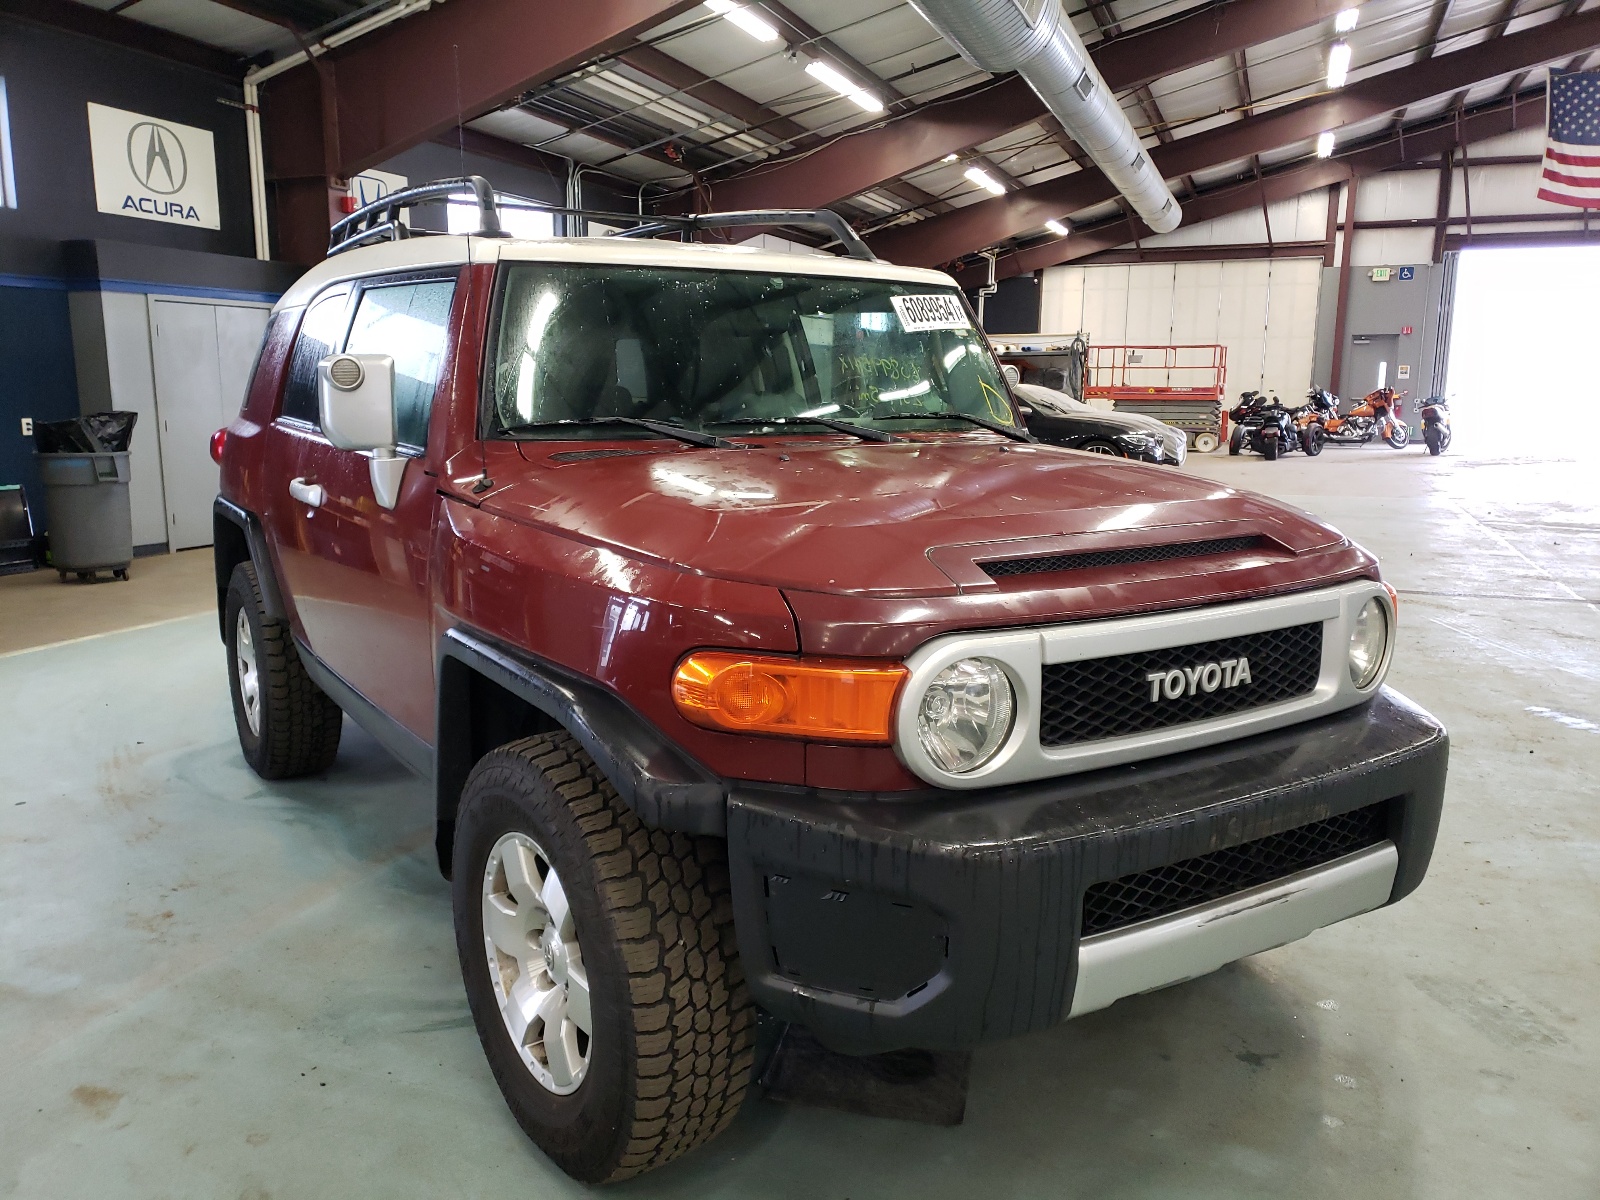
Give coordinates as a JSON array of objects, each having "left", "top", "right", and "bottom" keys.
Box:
[{"left": 1083, "top": 344, "right": 1228, "bottom": 452}]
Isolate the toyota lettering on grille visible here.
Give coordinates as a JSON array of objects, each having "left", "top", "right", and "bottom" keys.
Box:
[{"left": 1145, "top": 657, "right": 1252, "bottom": 702}]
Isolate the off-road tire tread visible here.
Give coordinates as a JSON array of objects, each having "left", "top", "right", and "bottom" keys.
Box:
[
  {"left": 475, "top": 733, "right": 754, "bottom": 1182},
  {"left": 228, "top": 562, "right": 342, "bottom": 779}
]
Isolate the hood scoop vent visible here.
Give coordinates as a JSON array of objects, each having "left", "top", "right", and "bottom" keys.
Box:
[{"left": 981, "top": 535, "right": 1275, "bottom": 579}]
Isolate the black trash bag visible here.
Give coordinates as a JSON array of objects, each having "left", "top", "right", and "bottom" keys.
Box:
[{"left": 33, "top": 411, "right": 138, "bottom": 454}]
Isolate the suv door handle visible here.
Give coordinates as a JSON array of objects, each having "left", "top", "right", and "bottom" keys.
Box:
[{"left": 288, "top": 478, "right": 325, "bottom": 508}]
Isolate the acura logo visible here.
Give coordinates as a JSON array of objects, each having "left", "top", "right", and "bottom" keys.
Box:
[
  {"left": 126, "top": 121, "right": 188, "bottom": 195},
  {"left": 1145, "top": 657, "right": 1252, "bottom": 702}
]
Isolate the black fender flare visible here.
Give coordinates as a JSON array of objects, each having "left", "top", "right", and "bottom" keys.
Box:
[
  {"left": 434, "top": 627, "right": 727, "bottom": 874},
  {"left": 212, "top": 498, "right": 287, "bottom": 638}
]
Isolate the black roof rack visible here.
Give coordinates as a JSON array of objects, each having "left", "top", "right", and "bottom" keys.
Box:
[{"left": 327, "top": 175, "right": 878, "bottom": 261}]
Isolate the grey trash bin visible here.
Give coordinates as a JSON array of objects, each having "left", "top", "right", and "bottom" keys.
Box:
[{"left": 37, "top": 452, "right": 134, "bottom": 582}]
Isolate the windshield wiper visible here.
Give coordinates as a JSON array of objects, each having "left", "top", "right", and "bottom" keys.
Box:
[
  {"left": 708, "top": 416, "right": 903, "bottom": 444},
  {"left": 500, "top": 417, "right": 743, "bottom": 449},
  {"left": 872, "top": 410, "right": 1036, "bottom": 443}
]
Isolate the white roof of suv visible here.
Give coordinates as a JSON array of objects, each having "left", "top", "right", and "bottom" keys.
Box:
[{"left": 274, "top": 232, "right": 962, "bottom": 314}]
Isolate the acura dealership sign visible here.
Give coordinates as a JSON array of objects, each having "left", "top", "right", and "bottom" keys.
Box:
[{"left": 87, "top": 103, "right": 220, "bottom": 230}]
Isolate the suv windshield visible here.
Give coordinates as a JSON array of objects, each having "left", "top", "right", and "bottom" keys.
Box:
[{"left": 486, "top": 264, "right": 1018, "bottom": 439}]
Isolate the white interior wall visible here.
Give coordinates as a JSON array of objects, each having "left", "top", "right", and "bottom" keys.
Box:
[
  {"left": 70, "top": 291, "right": 169, "bottom": 548},
  {"left": 1140, "top": 191, "right": 1331, "bottom": 249},
  {"left": 1348, "top": 128, "right": 1585, "bottom": 264},
  {"left": 1040, "top": 257, "right": 1324, "bottom": 395}
]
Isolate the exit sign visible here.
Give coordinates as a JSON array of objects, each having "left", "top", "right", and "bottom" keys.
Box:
[{"left": 1401, "top": 325, "right": 1413, "bottom": 335}]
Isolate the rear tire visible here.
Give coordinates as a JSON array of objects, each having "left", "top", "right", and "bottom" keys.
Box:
[
  {"left": 453, "top": 733, "right": 755, "bottom": 1184},
  {"left": 225, "top": 561, "right": 342, "bottom": 779},
  {"left": 1262, "top": 430, "right": 1280, "bottom": 461},
  {"left": 1424, "top": 426, "right": 1443, "bottom": 455},
  {"left": 1301, "top": 426, "right": 1325, "bottom": 456}
]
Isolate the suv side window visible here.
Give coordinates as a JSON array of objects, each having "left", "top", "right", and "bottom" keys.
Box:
[
  {"left": 343, "top": 278, "right": 457, "bottom": 449},
  {"left": 281, "top": 287, "right": 352, "bottom": 425}
]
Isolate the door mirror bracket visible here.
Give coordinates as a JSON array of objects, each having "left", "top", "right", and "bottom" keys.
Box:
[{"left": 318, "top": 353, "right": 405, "bottom": 510}]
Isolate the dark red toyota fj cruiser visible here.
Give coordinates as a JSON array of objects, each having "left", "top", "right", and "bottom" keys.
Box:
[{"left": 212, "top": 179, "right": 1447, "bottom": 1183}]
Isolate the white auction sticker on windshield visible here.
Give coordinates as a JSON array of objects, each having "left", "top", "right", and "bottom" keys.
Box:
[{"left": 890, "top": 294, "right": 970, "bottom": 332}]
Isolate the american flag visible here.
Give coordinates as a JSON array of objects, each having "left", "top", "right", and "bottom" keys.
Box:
[{"left": 1540, "top": 68, "right": 1600, "bottom": 209}]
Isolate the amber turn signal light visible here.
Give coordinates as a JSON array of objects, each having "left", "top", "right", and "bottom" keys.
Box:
[
  {"left": 1382, "top": 581, "right": 1399, "bottom": 622},
  {"left": 671, "top": 652, "right": 908, "bottom": 743}
]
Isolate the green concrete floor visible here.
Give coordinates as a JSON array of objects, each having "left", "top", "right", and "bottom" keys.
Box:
[{"left": 1, "top": 443, "right": 1596, "bottom": 1199}]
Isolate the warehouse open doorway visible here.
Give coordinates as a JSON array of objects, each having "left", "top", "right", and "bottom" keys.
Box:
[{"left": 1445, "top": 244, "right": 1600, "bottom": 457}]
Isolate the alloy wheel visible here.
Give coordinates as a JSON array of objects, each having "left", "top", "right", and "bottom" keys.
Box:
[
  {"left": 481, "top": 831, "right": 593, "bottom": 1095},
  {"left": 234, "top": 608, "right": 261, "bottom": 737}
]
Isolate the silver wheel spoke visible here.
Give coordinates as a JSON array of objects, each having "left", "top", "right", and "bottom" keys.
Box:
[
  {"left": 542, "top": 867, "right": 572, "bottom": 939},
  {"left": 502, "top": 972, "right": 548, "bottom": 1048},
  {"left": 502, "top": 842, "right": 545, "bottom": 919},
  {"left": 545, "top": 1017, "right": 584, "bottom": 1090},
  {"left": 483, "top": 894, "right": 533, "bottom": 960},
  {"left": 564, "top": 961, "right": 592, "bottom": 1035}
]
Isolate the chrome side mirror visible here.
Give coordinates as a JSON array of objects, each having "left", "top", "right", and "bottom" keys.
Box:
[{"left": 317, "top": 353, "right": 405, "bottom": 510}]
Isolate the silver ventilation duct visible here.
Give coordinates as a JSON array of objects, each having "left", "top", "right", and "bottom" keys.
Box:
[{"left": 911, "top": 0, "right": 1182, "bottom": 234}]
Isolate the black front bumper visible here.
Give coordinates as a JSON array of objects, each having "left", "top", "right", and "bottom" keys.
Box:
[{"left": 724, "top": 687, "right": 1447, "bottom": 1054}]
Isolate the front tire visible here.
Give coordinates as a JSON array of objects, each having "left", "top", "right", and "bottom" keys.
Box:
[
  {"left": 225, "top": 561, "right": 342, "bottom": 779},
  {"left": 1301, "top": 425, "right": 1325, "bottom": 456},
  {"left": 1080, "top": 439, "right": 1122, "bottom": 457},
  {"left": 453, "top": 733, "right": 754, "bottom": 1184},
  {"left": 1386, "top": 423, "right": 1411, "bottom": 448},
  {"left": 1193, "top": 432, "right": 1219, "bottom": 454},
  {"left": 1228, "top": 426, "right": 1245, "bottom": 456}
]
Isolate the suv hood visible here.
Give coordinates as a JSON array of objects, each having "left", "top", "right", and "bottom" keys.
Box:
[{"left": 485, "top": 438, "right": 1347, "bottom": 597}]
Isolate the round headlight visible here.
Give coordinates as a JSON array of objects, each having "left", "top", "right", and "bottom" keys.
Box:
[
  {"left": 916, "top": 658, "right": 1015, "bottom": 774},
  {"left": 1348, "top": 597, "right": 1389, "bottom": 688}
]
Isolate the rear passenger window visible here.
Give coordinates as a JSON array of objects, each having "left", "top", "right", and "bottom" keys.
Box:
[
  {"left": 280, "top": 288, "right": 351, "bottom": 425},
  {"left": 344, "top": 278, "right": 457, "bottom": 449}
]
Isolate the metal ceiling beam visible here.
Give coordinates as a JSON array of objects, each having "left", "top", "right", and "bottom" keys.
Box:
[
  {"left": 261, "top": 0, "right": 700, "bottom": 261},
  {"left": 872, "top": 8, "right": 1600, "bottom": 267},
  {"left": 954, "top": 92, "right": 1546, "bottom": 285},
  {"left": 761, "top": 0, "right": 907, "bottom": 112},
  {"left": 619, "top": 41, "right": 947, "bottom": 212},
  {"left": 263, "top": 0, "right": 701, "bottom": 178},
  {"left": 0, "top": 0, "right": 247, "bottom": 77},
  {"left": 619, "top": 42, "right": 812, "bottom": 145},
  {"left": 692, "top": 0, "right": 1353, "bottom": 212},
  {"left": 760, "top": 0, "right": 1020, "bottom": 195}
]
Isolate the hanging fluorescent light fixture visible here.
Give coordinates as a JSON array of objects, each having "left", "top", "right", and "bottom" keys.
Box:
[
  {"left": 1317, "top": 131, "right": 1336, "bottom": 158},
  {"left": 1335, "top": 7, "right": 1359, "bottom": 33},
  {"left": 1326, "top": 41, "right": 1352, "bottom": 89},
  {"left": 1045, "top": 219, "right": 1070, "bottom": 236},
  {"left": 964, "top": 165, "right": 1005, "bottom": 195},
  {"left": 804, "top": 60, "right": 884, "bottom": 113},
  {"left": 704, "top": 0, "right": 781, "bottom": 43},
  {"left": 941, "top": 152, "right": 960, "bottom": 162}
]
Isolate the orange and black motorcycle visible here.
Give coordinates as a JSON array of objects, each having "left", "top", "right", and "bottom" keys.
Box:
[{"left": 1308, "top": 386, "right": 1411, "bottom": 449}]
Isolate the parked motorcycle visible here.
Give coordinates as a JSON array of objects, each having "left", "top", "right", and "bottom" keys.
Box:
[
  {"left": 1311, "top": 387, "right": 1411, "bottom": 448},
  {"left": 1227, "top": 391, "right": 1301, "bottom": 460},
  {"left": 1291, "top": 389, "right": 1333, "bottom": 456},
  {"left": 1419, "top": 395, "right": 1452, "bottom": 455}
]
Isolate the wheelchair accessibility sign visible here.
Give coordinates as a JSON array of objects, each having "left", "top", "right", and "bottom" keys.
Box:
[{"left": 1397, "top": 266, "right": 1415, "bottom": 280}]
